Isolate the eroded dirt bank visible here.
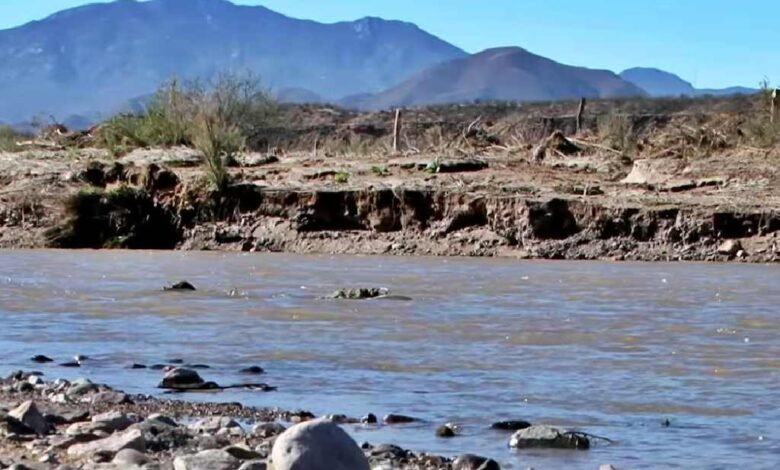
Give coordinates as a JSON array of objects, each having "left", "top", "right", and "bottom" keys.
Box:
[{"left": 1, "top": 99, "right": 778, "bottom": 262}]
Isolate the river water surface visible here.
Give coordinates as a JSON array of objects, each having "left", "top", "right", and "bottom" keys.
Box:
[{"left": 0, "top": 251, "right": 778, "bottom": 469}]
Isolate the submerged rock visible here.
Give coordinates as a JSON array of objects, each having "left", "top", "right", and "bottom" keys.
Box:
[
  {"left": 30, "top": 355, "right": 54, "bottom": 363},
  {"left": 159, "top": 368, "right": 217, "bottom": 390},
  {"left": 271, "top": 418, "right": 369, "bottom": 470},
  {"left": 491, "top": 420, "right": 532, "bottom": 431},
  {"left": 329, "top": 288, "right": 390, "bottom": 300},
  {"left": 164, "top": 281, "right": 197, "bottom": 292},
  {"left": 508, "top": 425, "right": 590, "bottom": 450},
  {"left": 383, "top": 414, "right": 418, "bottom": 424},
  {"left": 436, "top": 423, "right": 456, "bottom": 438},
  {"left": 239, "top": 366, "right": 265, "bottom": 375}
]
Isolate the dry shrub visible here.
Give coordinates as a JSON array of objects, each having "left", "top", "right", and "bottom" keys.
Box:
[{"left": 600, "top": 113, "right": 637, "bottom": 155}]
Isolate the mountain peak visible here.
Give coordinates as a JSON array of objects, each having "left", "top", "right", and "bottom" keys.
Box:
[
  {"left": 0, "top": 0, "right": 465, "bottom": 122},
  {"left": 347, "top": 47, "right": 645, "bottom": 110},
  {"left": 620, "top": 67, "right": 695, "bottom": 97}
]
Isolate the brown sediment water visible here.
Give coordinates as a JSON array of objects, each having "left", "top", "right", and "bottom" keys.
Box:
[{"left": 0, "top": 250, "right": 778, "bottom": 469}]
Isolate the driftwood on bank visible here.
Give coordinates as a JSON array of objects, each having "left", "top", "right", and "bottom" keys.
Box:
[{"left": 532, "top": 130, "right": 582, "bottom": 162}]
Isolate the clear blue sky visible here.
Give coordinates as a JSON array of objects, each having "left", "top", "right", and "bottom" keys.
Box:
[{"left": 0, "top": 0, "right": 775, "bottom": 89}]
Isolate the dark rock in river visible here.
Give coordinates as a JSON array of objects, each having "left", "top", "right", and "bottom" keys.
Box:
[
  {"left": 240, "top": 366, "right": 265, "bottom": 375},
  {"left": 383, "top": 414, "right": 418, "bottom": 424},
  {"left": 159, "top": 368, "right": 212, "bottom": 390},
  {"left": 150, "top": 364, "right": 168, "bottom": 370},
  {"left": 508, "top": 425, "right": 590, "bottom": 450},
  {"left": 491, "top": 420, "right": 532, "bottom": 431},
  {"left": 186, "top": 363, "right": 211, "bottom": 369},
  {"left": 163, "top": 281, "right": 196, "bottom": 292},
  {"left": 271, "top": 418, "right": 370, "bottom": 470},
  {"left": 59, "top": 361, "right": 81, "bottom": 368},
  {"left": 128, "top": 363, "right": 147, "bottom": 369},
  {"left": 31, "top": 355, "right": 54, "bottom": 363},
  {"left": 361, "top": 413, "right": 378, "bottom": 424},
  {"left": 453, "top": 454, "right": 501, "bottom": 470},
  {"left": 330, "top": 287, "right": 390, "bottom": 300},
  {"left": 436, "top": 423, "right": 456, "bottom": 437},
  {"left": 168, "top": 359, "right": 185, "bottom": 364}
]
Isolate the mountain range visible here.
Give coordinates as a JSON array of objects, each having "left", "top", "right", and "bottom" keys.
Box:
[
  {"left": 0, "top": 0, "right": 756, "bottom": 124},
  {"left": 619, "top": 68, "right": 755, "bottom": 98}
]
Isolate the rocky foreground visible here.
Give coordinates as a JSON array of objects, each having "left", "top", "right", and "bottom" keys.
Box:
[{"left": 0, "top": 367, "right": 613, "bottom": 470}]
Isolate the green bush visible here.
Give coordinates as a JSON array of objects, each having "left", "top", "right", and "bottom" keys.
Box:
[{"left": 101, "top": 74, "right": 278, "bottom": 154}]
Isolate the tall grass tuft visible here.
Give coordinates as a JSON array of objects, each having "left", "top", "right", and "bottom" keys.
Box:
[
  {"left": 600, "top": 112, "right": 637, "bottom": 155},
  {"left": 0, "top": 125, "right": 29, "bottom": 152},
  {"left": 97, "top": 73, "right": 278, "bottom": 189}
]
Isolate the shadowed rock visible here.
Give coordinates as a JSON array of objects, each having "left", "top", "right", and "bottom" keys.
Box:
[
  {"left": 383, "top": 414, "right": 418, "bottom": 424},
  {"left": 164, "top": 281, "right": 196, "bottom": 292},
  {"left": 30, "top": 355, "right": 54, "bottom": 363},
  {"left": 491, "top": 420, "right": 532, "bottom": 431},
  {"left": 8, "top": 401, "right": 53, "bottom": 436}
]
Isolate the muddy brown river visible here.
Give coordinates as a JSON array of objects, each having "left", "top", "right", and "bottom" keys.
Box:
[{"left": 0, "top": 251, "right": 778, "bottom": 469}]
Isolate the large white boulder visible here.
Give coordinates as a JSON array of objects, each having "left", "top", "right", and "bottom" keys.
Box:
[{"left": 271, "top": 418, "right": 369, "bottom": 470}]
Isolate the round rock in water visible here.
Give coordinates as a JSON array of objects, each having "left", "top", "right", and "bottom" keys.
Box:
[
  {"left": 159, "top": 368, "right": 206, "bottom": 390},
  {"left": 30, "top": 355, "right": 54, "bottom": 363},
  {"left": 508, "top": 425, "right": 590, "bottom": 450},
  {"left": 271, "top": 418, "right": 369, "bottom": 470},
  {"left": 436, "top": 424, "right": 456, "bottom": 438}
]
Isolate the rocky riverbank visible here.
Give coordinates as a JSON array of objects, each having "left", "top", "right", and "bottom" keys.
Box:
[
  {"left": 1, "top": 99, "right": 778, "bottom": 262},
  {"left": 0, "top": 367, "right": 608, "bottom": 470}
]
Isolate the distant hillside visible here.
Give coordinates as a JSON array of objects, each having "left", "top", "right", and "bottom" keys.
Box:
[
  {"left": 619, "top": 68, "right": 696, "bottom": 97},
  {"left": 0, "top": 0, "right": 465, "bottom": 122},
  {"left": 346, "top": 47, "right": 646, "bottom": 110},
  {"left": 620, "top": 67, "right": 756, "bottom": 97}
]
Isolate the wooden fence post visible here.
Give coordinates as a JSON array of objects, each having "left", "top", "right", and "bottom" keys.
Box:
[
  {"left": 576, "top": 97, "right": 586, "bottom": 134},
  {"left": 393, "top": 109, "right": 402, "bottom": 152}
]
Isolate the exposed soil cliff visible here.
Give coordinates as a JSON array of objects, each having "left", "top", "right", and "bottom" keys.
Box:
[{"left": 1, "top": 98, "right": 778, "bottom": 262}]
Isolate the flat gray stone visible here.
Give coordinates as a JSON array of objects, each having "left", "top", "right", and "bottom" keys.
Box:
[
  {"left": 67, "top": 428, "right": 146, "bottom": 457},
  {"left": 113, "top": 448, "right": 151, "bottom": 466},
  {"left": 173, "top": 449, "right": 240, "bottom": 470}
]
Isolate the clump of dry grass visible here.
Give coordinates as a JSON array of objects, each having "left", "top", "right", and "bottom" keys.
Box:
[
  {"left": 98, "top": 73, "right": 278, "bottom": 190},
  {"left": 0, "top": 125, "right": 30, "bottom": 152},
  {"left": 600, "top": 112, "right": 638, "bottom": 155}
]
